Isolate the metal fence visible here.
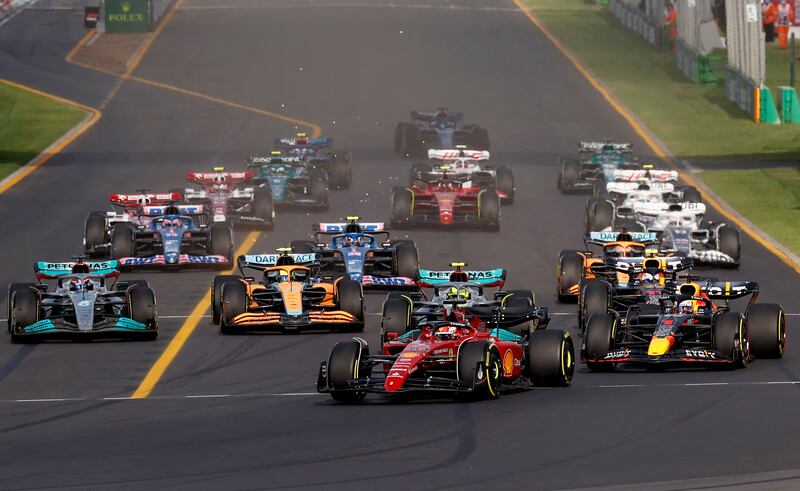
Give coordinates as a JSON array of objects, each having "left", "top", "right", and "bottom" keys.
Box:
[
  {"left": 725, "top": 0, "right": 764, "bottom": 85},
  {"left": 150, "top": 0, "right": 172, "bottom": 28},
  {"left": 608, "top": 0, "right": 665, "bottom": 49}
]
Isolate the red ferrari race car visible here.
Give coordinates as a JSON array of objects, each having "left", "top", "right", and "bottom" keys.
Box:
[
  {"left": 178, "top": 167, "right": 274, "bottom": 228},
  {"left": 390, "top": 166, "right": 500, "bottom": 230}
]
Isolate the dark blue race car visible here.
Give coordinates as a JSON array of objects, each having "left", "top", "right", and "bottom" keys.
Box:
[
  {"left": 290, "top": 217, "right": 419, "bottom": 289},
  {"left": 274, "top": 133, "right": 351, "bottom": 189},
  {"left": 247, "top": 152, "right": 329, "bottom": 209},
  {"left": 557, "top": 140, "right": 638, "bottom": 194},
  {"left": 394, "top": 108, "right": 490, "bottom": 158}
]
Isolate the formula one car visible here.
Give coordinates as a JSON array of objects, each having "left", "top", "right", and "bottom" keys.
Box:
[
  {"left": 7, "top": 259, "right": 158, "bottom": 342},
  {"left": 395, "top": 109, "right": 490, "bottom": 158},
  {"left": 557, "top": 140, "right": 637, "bottom": 193},
  {"left": 289, "top": 217, "right": 419, "bottom": 289},
  {"left": 581, "top": 281, "right": 786, "bottom": 370},
  {"left": 407, "top": 147, "right": 514, "bottom": 203},
  {"left": 247, "top": 152, "right": 329, "bottom": 209},
  {"left": 274, "top": 133, "right": 351, "bottom": 189},
  {"left": 213, "top": 250, "right": 364, "bottom": 332},
  {"left": 380, "top": 263, "right": 550, "bottom": 340},
  {"left": 390, "top": 167, "right": 500, "bottom": 230},
  {"left": 112, "top": 204, "right": 233, "bottom": 269},
  {"left": 179, "top": 168, "right": 274, "bottom": 228},
  {"left": 83, "top": 192, "right": 182, "bottom": 257}
]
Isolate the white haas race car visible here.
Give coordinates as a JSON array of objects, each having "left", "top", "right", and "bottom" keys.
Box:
[
  {"left": 180, "top": 169, "right": 274, "bottom": 228},
  {"left": 408, "top": 147, "right": 515, "bottom": 203}
]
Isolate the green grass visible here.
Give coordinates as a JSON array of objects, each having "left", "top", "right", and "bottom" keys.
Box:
[{"left": 0, "top": 82, "right": 85, "bottom": 180}]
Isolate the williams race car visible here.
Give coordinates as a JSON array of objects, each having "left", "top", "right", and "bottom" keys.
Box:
[
  {"left": 247, "top": 152, "right": 329, "bottom": 209},
  {"left": 180, "top": 168, "right": 274, "bottom": 228},
  {"left": 582, "top": 280, "right": 786, "bottom": 370},
  {"left": 395, "top": 109, "right": 490, "bottom": 158},
  {"left": 7, "top": 259, "right": 158, "bottom": 342},
  {"left": 407, "top": 148, "right": 514, "bottom": 203},
  {"left": 557, "top": 140, "right": 637, "bottom": 193},
  {"left": 213, "top": 250, "right": 364, "bottom": 332},
  {"left": 274, "top": 133, "right": 351, "bottom": 189},
  {"left": 289, "top": 217, "right": 419, "bottom": 289}
]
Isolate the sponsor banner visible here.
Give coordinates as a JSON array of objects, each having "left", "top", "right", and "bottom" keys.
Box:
[
  {"left": 362, "top": 276, "right": 416, "bottom": 286},
  {"left": 120, "top": 255, "right": 227, "bottom": 266},
  {"left": 241, "top": 253, "right": 316, "bottom": 265},
  {"left": 588, "top": 231, "right": 658, "bottom": 243},
  {"left": 105, "top": 0, "right": 149, "bottom": 33}
]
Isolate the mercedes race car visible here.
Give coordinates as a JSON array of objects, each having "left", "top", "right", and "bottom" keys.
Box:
[
  {"left": 84, "top": 192, "right": 182, "bottom": 257},
  {"left": 557, "top": 141, "right": 637, "bottom": 193},
  {"left": 212, "top": 250, "right": 364, "bottom": 332},
  {"left": 274, "top": 133, "right": 351, "bottom": 189},
  {"left": 390, "top": 167, "right": 500, "bottom": 230},
  {"left": 289, "top": 217, "right": 419, "bottom": 289},
  {"left": 395, "top": 109, "right": 490, "bottom": 158},
  {"left": 407, "top": 148, "right": 514, "bottom": 203},
  {"left": 582, "top": 280, "right": 786, "bottom": 370},
  {"left": 111, "top": 204, "right": 233, "bottom": 269},
  {"left": 179, "top": 168, "right": 274, "bottom": 228},
  {"left": 7, "top": 260, "right": 158, "bottom": 342},
  {"left": 247, "top": 152, "right": 328, "bottom": 209}
]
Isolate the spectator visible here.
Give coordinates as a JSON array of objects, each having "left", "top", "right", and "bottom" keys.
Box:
[
  {"left": 776, "top": 0, "right": 796, "bottom": 49},
  {"left": 664, "top": 1, "right": 678, "bottom": 52},
  {"left": 763, "top": 0, "right": 778, "bottom": 42}
]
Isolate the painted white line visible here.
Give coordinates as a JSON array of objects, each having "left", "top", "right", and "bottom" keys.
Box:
[
  {"left": 15, "top": 398, "right": 70, "bottom": 402},
  {"left": 185, "top": 394, "right": 230, "bottom": 399},
  {"left": 594, "top": 384, "right": 646, "bottom": 389},
  {"left": 181, "top": 3, "right": 523, "bottom": 13},
  {"left": 271, "top": 392, "right": 318, "bottom": 396},
  {"left": 685, "top": 382, "right": 729, "bottom": 387},
  {"left": 0, "top": 0, "right": 35, "bottom": 28},
  {"left": 102, "top": 397, "right": 134, "bottom": 400}
]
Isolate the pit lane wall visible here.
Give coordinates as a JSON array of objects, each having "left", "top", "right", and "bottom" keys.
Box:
[
  {"left": 105, "top": 0, "right": 174, "bottom": 32},
  {"left": 608, "top": 0, "right": 668, "bottom": 50}
]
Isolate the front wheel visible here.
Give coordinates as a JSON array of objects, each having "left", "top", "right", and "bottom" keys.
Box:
[
  {"left": 584, "top": 313, "right": 617, "bottom": 371},
  {"left": 390, "top": 188, "right": 414, "bottom": 228},
  {"left": 746, "top": 304, "right": 786, "bottom": 359},
  {"left": 110, "top": 224, "right": 135, "bottom": 259},
  {"left": 393, "top": 243, "right": 419, "bottom": 279},
  {"left": 713, "top": 312, "right": 748, "bottom": 368},
  {"left": 717, "top": 225, "right": 741, "bottom": 268},
  {"left": 211, "top": 275, "right": 242, "bottom": 324},
  {"left": 495, "top": 166, "right": 514, "bottom": 204},
  {"left": 328, "top": 152, "right": 351, "bottom": 189},
  {"left": 381, "top": 296, "right": 412, "bottom": 341},
  {"left": 527, "top": 329, "right": 574, "bottom": 387},
  {"left": 556, "top": 251, "right": 583, "bottom": 303},
  {"left": 457, "top": 341, "right": 501, "bottom": 400},
  {"left": 128, "top": 286, "right": 158, "bottom": 338},
  {"left": 478, "top": 189, "right": 500, "bottom": 231},
  {"left": 328, "top": 340, "right": 369, "bottom": 403},
  {"left": 209, "top": 223, "right": 234, "bottom": 262},
  {"left": 220, "top": 281, "right": 248, "bottom": 334},
  {"left": 253, "top": 186, "right": 274, "bottom": 227},
  {"left": 336, "top": 279, "right": 364, "bottom": 329}
]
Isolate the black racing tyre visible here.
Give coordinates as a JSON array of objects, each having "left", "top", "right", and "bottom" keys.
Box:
[
  {"left": 717, "top": 225, "right": 741, "bottom": 268},
  {"left": 381, "top": 296, "right": 412, "bottom": 340},
  {"left": 558, "top": 158, "right": 581, "bottom": 191},
  {"left": 9, "top": 287, "right": 39, "bottom": 341},
  {"left": 328, "top": 340, "right": 369, "bottom": 402},
  {"left": 478, "top": 188, "right": 500, "bottom": 231},
  {"left": 209, "top": 223, "right": 234, "bottom": 261},
  {"left": 290, "top": 240, "right": 317, "bottom": 254},
  {"left": 496, "top": 166, "right": 514, "bottom": 204},
  {"left": 336, "top": 279, "right": 364, "bottom": 326},
  {"left": 682, "top": 186, "right": 702, "bottom": 203},
  {"left": 579, "top": 280, "right": 611, "bottom": 334},
  {"left": 309, "top": 170, "right": 329, "bottom": 207},
  {"left": 110, "top": 224, "right": 135, "bottom": 259},
  {"left": 211, "top": 275, "right": 242, "bottom": 325},
  {"left": 253, "top": 186, "right": 274, "bottom": 226},
  {"left": 473, "top": 128, "right": 490, "bottom": 150},
  {"left": 328, "top": 152, "right": 351, "bottom": 189},
  {"left": 501, "top": 290, "right": 536, "bottom": 337},
  {"left": 503, "top": 289, "right": 535, "bottom": 308},
  {"left": 557, "top": 252, "right": 583, "bottom": 303},
  {"left": 409, "top": 162, "right": 433, "bottom": 180},
  {"left": 584, "top": 313, "right": 617, "bottom": 371},
  {"left": 746, "top": 303, "right": 786, "bottom": 359},
  {"left": 457, "top": 341, "right": 501, "bottom": 400},
  {"left": 8, "top": 283, "right": 37, "bottom": 333},
  {"left": 401, "top": 125, "right": 421, "bottom": 157},
  {"left": 220, "top": 281, "right": 248, "bottom": 334},
  {"left": 713, "top": 312, "right": 747, "bottom": 368},
  {"left": 123, "top": 280, "right": 150, "bottom": 290},
  {"left": 128, "top": 286, "right": 158, "bottom": 336},
  {"left": 84, "top": 211, "right": 108, "bottom": 253},
  {"left": 394, "top": 123, "right": 411, "bottom": 154},
  {"left": 587, "top": 200, "right": 614, "bottom": 232},
  {"left": 392, "top": 244, "right": 419, "bottom": 279},
  {"left": 391, "top": 188, "right": 414, "bottom": 227},
  {"left": 528, "top": 329, "right": 574, "bottom": 387}
]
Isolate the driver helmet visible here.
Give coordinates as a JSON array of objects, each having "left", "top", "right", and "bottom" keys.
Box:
[
  {"left": 446, "top": 286, "right": 471, "bottom": 303},
  {"left": 678, "top": 299, "right": 699, "bottom": 315},
  {"left": 342, "top": 236, "right": 354, "bottom": 247},
  {"left": 434, "top": 325, "right": 459, "bottom": 340},
  {"left": 69, "top": 278, "right": 82, "bottom": 292},
  {"left": 163, "top": 205, "right": 181, "bottom": 216}
]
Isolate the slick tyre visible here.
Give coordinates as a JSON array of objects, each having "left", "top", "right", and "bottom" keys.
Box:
[
  {"left": 713, "top": 312, "right": 748, "bottom": 368},
  {"left": 496, "top": 166, "right": 514, "bottom": 204},
  {"left": 8, "top": 283, "right": 36, "bottom": 333},
  {"left": 309, "top": 170, "right": 329, "bottom": 208},
  {"left": 557, "top": 251, "right": 583, "bottom": 303},
  {"left": 746, "top": 303, "right": 786, "bottom": 359},
  {"left": 717, "top": 225, "right": 741, "bottom": 268},
  {"left": 328, "top": 152, "right": 351, "bottom": 189},
  {"left": 457, "top": 341, "right": 501, "bottom": 400},
  {"left": 501, "top": 290, "right": 537, "bottom": 336},
  {"left": 392, "top": 243, "right": 419, "bottom": 279},
  {"left": 253, "top": 186, "right": 274, "bottom": 227},
  {"left": 584, "top": 313, "right": 617, "bottom": 371},
  {"left": 401, "top": 125, "right": 422, "bottom": 157},
  {"left": 211, "top": 275, "right": 242, "bottom": 325},
  {"left": 110, "top": 224, "right": 135, "bottom": 260},
  {"left": 391, "top": 188, "right": 414, "bottom": 228},
  {"left": 579, "top": 280, "right": 611, "bottom": 334},
  {"left": 478, "top": 188, "right": 501, "bottom": 231},
  {"left": 209, "top": 223, "right": 234, "bottom": 262},
  {"left": 328, "top": 340, "right": 369, "bottom": 403},
  {"left": 587, "top": 200, "right": 614, "bottom": 232},
  {"left": 220, "top": 281, "right": 248, "bottom": 334},
  {"left": 84, "top": 211, "right": 107, "bottom": 255},
  {"left": 394, "top": 123, "right": 411, "bottom": 154},
  {"left": 558, "top": 158, "right": 581, "bottom": 192},
  {"left": 128, "top": 286, "right": 158, "bottom": 339},
  {"left": 381, "top": 296, "right": 412, "bottom": 340},
  {"left": 528, "top": 329, "right": 575, "bottom": 387},
  {"left": 682, "top": 186, "right": 702, "bottom": 203},
  {"left": 336, "top": 279, "right": 364, "bottom": 330},
  {"left": 290, "top": 240, "right": 317, "bottom": 254},
  {"left": 473, "top": 128, "right": 490, "bottom": 150},
  {"left": 9, "top": 287, "right": 39, "bottom": 343}
]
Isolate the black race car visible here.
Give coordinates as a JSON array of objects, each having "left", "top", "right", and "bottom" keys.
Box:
[{"left": 394, "top": 108, "right": 490, "bottom": 158}]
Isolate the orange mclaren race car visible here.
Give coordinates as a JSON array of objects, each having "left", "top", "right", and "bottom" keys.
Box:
[{"left": 213, "top": 249, "right": 364, "bottom": 333}]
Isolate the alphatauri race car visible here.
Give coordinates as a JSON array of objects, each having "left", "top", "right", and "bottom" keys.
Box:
[
  {"left": 247, "top": 152, "right": 329, "bottom": 209},
  {"left": 7, "top": 259, "right": 158, "bottom": 342},
  {"left": 395, "top": 109, "right": 490, "bottom": 158},
  {"left": 274, "top": 133, "right": 352, "bottom": 189},
  {"left": 179, "top": 168, "right": 274, "bottom": 228},
  {"left": 557, "top": 141, "right": 636, "bottom": 193}
]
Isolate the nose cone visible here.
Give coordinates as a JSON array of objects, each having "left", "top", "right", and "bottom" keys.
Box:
[
  {"left": 648, "top": 336, "right": 674, "bottom": 357},
  {"left": 439, "top": 212, "right": 453, "bottom": 225},
  {"left": 165, "top": 252, "right": 179, "bottom": 264}
]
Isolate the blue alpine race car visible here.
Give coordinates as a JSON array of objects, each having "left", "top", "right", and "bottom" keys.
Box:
[
  {"left": 247, "top": 152, "right": 329, "bottom": 209},
  {"left": 290, "top": 217, "right": 419, "bottom": 289},
  {"left": 557, "top": 140, "right": 639, "bottom": 193},
  {"left": 274, "top": 133, "right": 351, "bottom": 189},
  {"left": 394, "top": 108, "right": 490, "bottom": 158}
]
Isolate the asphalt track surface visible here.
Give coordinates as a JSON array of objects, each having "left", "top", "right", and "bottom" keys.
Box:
[{"left": 0, "top": 1, "right": 799, "bottom": 489}]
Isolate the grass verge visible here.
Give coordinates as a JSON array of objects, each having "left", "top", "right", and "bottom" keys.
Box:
[{"left": 0, "top": 81, "right": 85, "bottom": 181}]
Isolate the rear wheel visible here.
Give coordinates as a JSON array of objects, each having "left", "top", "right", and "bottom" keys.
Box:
[
  {"left": 682, "top": 186, "right": 702, "bottom": 203},
  {"left": 579, "top": 280, "right": 611, "bottom": 334},
  {"left": 409, "top": 162, "right": 432, "bottom": 180},
  {"left": 393, "top": 243, "right": 419, "bottom": 279},
  {"left": 110, "top": 224, "right": 135, "bottom": 259},
  {"left": 473, "top": 128, "right": 490, "bottom": 150},
  {"left": 528, "top": 329, "right": 574, "bottom": 386},
  {"left": 558, "top": 158, "right": 581, "bottom": 192},
  {"left": 328, "top": 152, "right": 351, "bottom": 189},
  {"left": 84, "top": 211, "right": 107, "bottom": 254},
  {"left": 128, "top": 286, "right": 158, "bottom": 339},
  {"left": 253, "top": 186, "right": 274, "bottom": 227},
  {"left": 8, "top": 283, "right": 37, "bottom": 333},
  {"left": 717, "top": 225, "right": 741, "bottom": 268},
  {"left": 391, "top": 188, "right": 414, "bottom": 228},
  {"left": 587, "top": 200, "right": 614, "bottom": 232},
  {"left": 394, "top": 123, "right": 411, "bottom": 154},
  {"left": 496, "top": 166, "right": 514, "bottom": 204},
  {"left": 584, "top": 313, "right": 617, "bottom": 371},
  {"left": 713, "top": 312, "right": 747, "bottom": 368},
  {"left": 9, "top": 287, "right": 39, "bottom": 343},
  {"left": 746, "top": 304, "right": 786, "bottom": 359},
  {"left": 211, "top": 275, "right": 242, "bottom": 324},
  {"left": 400, "top": 125, "right": 421, "bottom": 157},
  {"left": 209, "top": 223, "right": 234, "bottom": 262},
  {"left": 309, "top": 170, "right": 329, "bottom": 208},
  {"left": 290, "top": 240, "right": 316, "bottom": 254},
  {"left": 220, "top": 281, "right": 248, "bottom": 334},
  {"left": 336, "top": 279, "right": 364, "bottom": 329},
  {"left": 557, "top": 251, "right": 583, "bottom": 303},
  {"left": 478, "top": 188, "right": 500, "bottom": 231},
  {"left": 328, "top": 340, "right": 369, "bottom": 402},
  {"left": 381, "top": 296, "right": 412, "bottom": 341},
  {"left": 457, "top": 341, "right": 501, "bottom": 400}
]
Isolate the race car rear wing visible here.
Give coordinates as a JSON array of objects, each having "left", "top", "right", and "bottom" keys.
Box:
[
  {"left": 578, "top": 141, "right": 632, "bottom": 153},
  {"left": 109, "top": 193, "right": 181, "bottom": 205},
  {"left": 274, "top": 135, "right": 334, "bottom": 150},
  {"left": 589, "top": 256, "right": 693, "bottom": 277},
  {"left": 35, "top": 260, "right": 120, "bottom": 280},
  {"left": 186, "top": 171, "right": 253, "bottom": 185},
  {"left": 314, "top": 222, "right": 386, "bottom": 233},
  {"left": 411, "top": 110, "right": 463, "bottom": 122},
  {"left": 418, "top": 268, "right": 506, "bottom": 288},
  {"left": 141, "top": 204, "right": 206, "bottom": 216},
  {"left": 427, "top": 149, "right": 490, "bottom": 161},
  {"left": 701, "top": 280, "right": 759, "bottom": 300},
  {"left": 606, "top": 182, "right": 675, "bottom": 194},
  {"left": 585, "top": 231, "right": 660, "bottom": 246},
  {"left": 611, "top": 168, "right": 677, "bottom": 182},
  {"left": 247, "top": 155, "right": 304, "bottom": 167},
  {"left": 237, "top": 253, "right": 319, "bottom": 272}
]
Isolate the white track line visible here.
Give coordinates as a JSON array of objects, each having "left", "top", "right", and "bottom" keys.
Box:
[{"left": 181, "top": 3, "right": 523, "bottom": 13}]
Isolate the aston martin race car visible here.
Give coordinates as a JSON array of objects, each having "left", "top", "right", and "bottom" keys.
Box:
[
  {"left": 213, "top": 250, "right": 364, "bottom": 332},
  {"left": 247, "top": 152, "right": 328, "bottom": 209},
  {"left": 289, "top": 217, "right": 419, "bottom": 289},
  {"left": 581, "top": 281, "right": 786, "bottom": 370},
  {"left": 390, "top": 167, "right": 500, "bottom": 230},
  {"left": 407, "top": 147, "right": 514, "bottom": 203},
  {"left": 83, "top": 192, "right": 182, "bottom": 257},
  {"left": 394, "top": 108, "right": 490, "bottom": 158},
  {"left": 557, "top": 140, "right": 637, "bottom": 193},
  {"left": 380, "top": 263, "right": 549, "bottom": 340},
  {"left": 317, "top": 319, "right": 574, "bottom": 402},
  {"left": 111, "top": 204, "right": 233, "bottom": 269},
  {"left": 179, "top": 168, "right": 274, "bottom": 228},
  {"left": 7, "top": 259, "right": 158, "bottom": 342},
  {"left": 274, "top": 133, "right": 351, "bottom": 189}
]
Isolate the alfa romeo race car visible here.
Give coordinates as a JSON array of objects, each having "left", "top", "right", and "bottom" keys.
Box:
[
  {"left": 582, "top": 281, "right": 786, "bottom": 370},
  {"left": 111, "top": 205, "right": 233, "bottom": 269},
  {"left": 83, "top": 192, "right": 182, "bottom": 257},
  {"left": 247, "top": 152, "right": 328, "bottom": 209},
  {"left": 557, "top": 140, "right": 637, "bottom": 193},
  {"left": 390, "top": 167, "right": 500, "bottom": 230},
  {"left": 274, "top": 133, "right": 351, "bottom": 189},
  {"left": 7, "top": 259, "right": 158, "bottom": 342},
  {"left": 289, "top": 217, "right": 419, "bottom": 289},
  {"left": 179, "top": 168, "right": 274, "bottom": 228},
  {"left": 394, "top": 109, "right": 490, "bottom": 158},
  {"left": 407, "top": 147, "right": 514, "bottom": 203},
  {"left": 213, "top": 250, "right": 364, "bottom": 332}
]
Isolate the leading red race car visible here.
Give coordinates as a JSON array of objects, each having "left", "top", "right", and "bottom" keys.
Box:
[{"left": 180, "top": 167, "right": 274, "bottom": 228}]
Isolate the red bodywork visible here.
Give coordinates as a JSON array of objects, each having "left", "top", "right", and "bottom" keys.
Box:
[
  {"left": 109, "top": 192, "right": 182, "bottom": 225},
  {"left": 409, "top": 180, "right": 483, "bottom": 225},
  {"left": 185, "top": 171, "right": 254, "bottom": 218}
]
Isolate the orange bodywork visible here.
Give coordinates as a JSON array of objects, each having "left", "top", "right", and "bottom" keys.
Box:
[{"left": 558, "top": 241, "right": 652, "bottom": 298}]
